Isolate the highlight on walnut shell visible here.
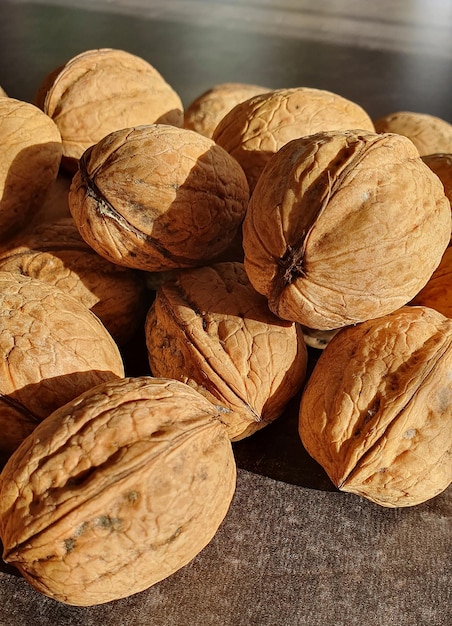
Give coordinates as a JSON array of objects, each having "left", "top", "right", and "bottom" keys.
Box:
[
  {"left": 242, "top": 129, "right": 451, "bottom": 331},
  {"left": 212, "top": 86, "right": 375, "bottom": 192},
  {"left": 0, "top": 376, "right": 236, "bottom": 606},
  {"left": 374, "top": 111, "right": 452, "bottom": 156},
  {"left": 298, "top": 306, "right": 452, "bottom": 508},
  {"left": 36, "top": 48, "right": 184, "bottom": 172},
  {"left": 69, "top": 124, "right": 250, "bottom": 272},
  {"left": 145, "top": 261, "right": 307, "bottom": 441},
  {"left": 0, "top": 97, "right": 62, "bottom": 242},
  {"left": 0, "top": 217, "right": 148, "bottom": 346},
  {"left": 0, "top": 272, "right": 124, "bottom": 465},
  {"left": 410, "top": 246, "right": 452, "bottom": 318},
  {"left": 183, "top": 82, "right": 270, "bottom": 138}
]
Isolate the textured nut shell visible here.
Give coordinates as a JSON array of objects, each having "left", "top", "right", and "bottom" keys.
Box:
[
  {"left": 0, "top": 217, "right": 147, "bottom": 346},
  {"left": 183, "top": 82, "right": 269, "bottom": 138},
  {"left": 35, "top": 173, "right": 72, "bottom": 223},
  {"left": 243, "top": 129, "right": 451, "bottom": 330},
  {"left": 410, "top": 246, "right": 452, "bottom": 318},
  {"left": 145, "top": 262, "right": 307, "bottom": 440},
  {"left": 69, "top": 124, "right": 249, "bottom": 272},
  {"left": 0, "top": 376, "right": 236, "bottom": 606},
  {"left": 0, "top": 97, "right": 62, "bottom": 240},
  {"left": 374, "top": 111, "right": 452, "bottom": 156},
  {"left": 299, "top": 306, "right": 452, "bottom": 507},
  {"left": 0, "top": 272, "right": 124, "bottom": 462},
  {"left": 422, "top": 153, "right": 452, "bottom": 212},
  {"left": 213, "top": 87, "right": 374, "bottom": 191},
  {"left": 0, "top": 86, "right": 7, "bottom": 97},
  {"left": 39, "top": 48, "right": 183, "bottom": 170}
]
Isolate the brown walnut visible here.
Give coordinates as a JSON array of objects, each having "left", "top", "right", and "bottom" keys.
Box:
[
  {"left": 374, "top": 111, "right": 452, "bottom": 156},
  {"left": 0, "top": 217, "right": 148, "bottom": 346},
  {"left": 0, "top": 272, "right": 124, "bottom": 464},
  {"left": 69, "top": 124, "right": 250, "bottom": 272},
  {"left": 183, "top": 82, "right": 270, "bottom": 138},
  {"left": 0, "top": 376, "right": 236, "bottom": 606},
  {"left": 0, "top": 97, "right": 62, "bottom": 241},
  {"left": 36, "top": 48, "right": 184, "bottom": 172},
  {"left": 410, "top": 246, "right": 452, "bottom": 318},
  {"left": 145, "top": 262, "right": 307, "bottom": 440},
  {"left": 298, "top": 306, "right": 452, "bottom": 507},
  {"left": 212, "top": 86, "right": 375, "bottom": 192},
  {"left": 242, "top": 129, "right": 451, "bottom": 330}
]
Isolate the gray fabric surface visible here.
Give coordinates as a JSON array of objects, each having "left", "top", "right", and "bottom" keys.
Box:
[{"left": 1, "top": 469, "right": 450, "bottom": 626}]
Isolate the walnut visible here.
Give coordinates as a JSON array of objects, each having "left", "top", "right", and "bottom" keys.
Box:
[
  {"left": 212, "top": 86, "right": 375, "bottom": 192},
  {"left": 0, "top": 86, "right": 7, "bottom": 97},
  {"left": 422, "top": 153, "right": 452, "bottom": 233},
  {"left": 0, "top": 217, "right": 147, "bottom": 346},
  {"left": 0, "top": 272, "right": 124, "bottom": 465},
  {"left": 242, "top": 129, "right": 451, "bottom": 330},
  {"left": 374, "top": 111, "right": 452, "bottom": 156},
  {"left": 0, "top": 97, "right": 62, "bottom": 242},
  {"left": 298, "top": 306, "right": 452, "bottom": 507},
  {"left": 145, "top": 262, "right": 307, "bottom": 441},
  {"left": 410, "top": 246, "right": 452, "bottom": 318},
  {"left": 36, "top": 48, "right": 184, "bottom": 172},
  {"left": 69, "top": 124, "right": 250, "bottom": 272},
  {"left": 183, "top": 82, "right": 270, "bottom": 138},
  {"left": 0, "top": 376, "right": 236, "bottom": 606}
]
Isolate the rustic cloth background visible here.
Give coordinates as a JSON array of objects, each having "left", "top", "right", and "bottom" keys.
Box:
[{"left": 1, "top": 469, "right": 450, "bottom": 626}]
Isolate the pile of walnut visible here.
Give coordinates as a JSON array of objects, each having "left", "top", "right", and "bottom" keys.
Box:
[{"left": 0, "top": 48, "right": 451, "bottom": 606}]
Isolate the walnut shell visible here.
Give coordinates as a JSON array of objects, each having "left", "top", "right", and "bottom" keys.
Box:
[
  {"left": 183, "top": 82, "right": 269, "bottom": 138},
  {"left": 212, "top": 87, "right": 375, "bottom": 191},
  {"left": 69, "top": 124, "right": 250, "bottom": 272},
  {"left": 422, "top": 153, "right": 452, "bottom": 213},
  {"left": 242, "top": 129, "right": 451, "bottom": 330},
  {"left": 145, "top": 262, "right": 307, "bottom": 440},
  {"left": 410, "top": 246, "right": 452, "bottom": 318},
  {"left": 0, "top": 86, "right": 7, "bottom": 97},
  {"left": 37, "top": 48, "right": 183, "bottom": 172},
  {"left": 374, "top": 111, "right": 452, "bottom": 156},
  {"left": 0, "top": 272, "right": 124, "bottom": 464},
  {"left": 0, "top": 376, "right": 236, "bottom": 606},
  {"left": 0, "top": 97, "right": 62, "bottom": 241},
  {"left": 0, "top": 217, "right": 147, "bottom": 346},
  {"left": 298, "top": 306, "right": 452, "bottom": 507}
]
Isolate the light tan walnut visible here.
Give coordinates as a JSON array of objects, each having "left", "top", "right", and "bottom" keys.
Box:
[
  {"left": 69, "top": 124, "right": 249, "bottom": 272},
  {"left": 299, "top": 306, "right": 452, "bottom": 507},
  {"left": 242, "top": 129, "right": 451, "bottom": 330},
  {"left": 0, "top": 376, "right": 236, "bottom": 606},
  {"left": 0, "top": 217, "right": 148, "bottom": 346},
  {"left": 36, "top": 48, "right": 183, "bottom": 172},
  {"left": 410, "top": 246, "right": 452, "bottom": 318},
  {"left": 0, "top": 272, "right": 124, "bottom": 464},
  {"left": 212, "top": 86, "right": 374, "bottom": 191},
  {"left": 374, "top": 111, "right": 452, "bottom": 156},
  {"left": 184, "top": 82, "right": 270, "bottom": 138},
  {"left": 0, "top": 97, "right": 62, "bottom": 241},
  {"left": 145, "top": 262, "right": 307, "bottom": 441}
]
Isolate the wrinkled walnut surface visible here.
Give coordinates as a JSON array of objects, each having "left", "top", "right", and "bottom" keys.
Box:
[
  {"left": 243, "top": 129, "right": 451, "bottom": 330},
  {"left": 374, "top": 111, "right": 452, "bottom": 156},
  {"left": 37, "top": 48, "right": 183, "bottom": 171},
  {"left": 183, "top": 82, "right": 269, "bottom": 138},
  {"left": 0, "top": 272, "right": 124, "bottom": 464},
  {"left": 0, "top": 376, "right": 236, "bottom": 606},
  {"left": 299, "top": 306, "right": 452, "bottom": 507},
  {"left": 410, "top": 246, "right": 452, "bottom": 319},
  {"left": 213, "top": 86, "right": 375, "bottom": 191},
  {"left": 0, "top": 97, "right": 62, "bottom": 241},
  {"left": 69, "top": 124, "right": 249, "bottom": 272},
  {"left": 145, "top": 262, "right": 307, "bottom": 440},
  {"left": 0, "top": 217, "right": 147, "bottom": 346}
]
